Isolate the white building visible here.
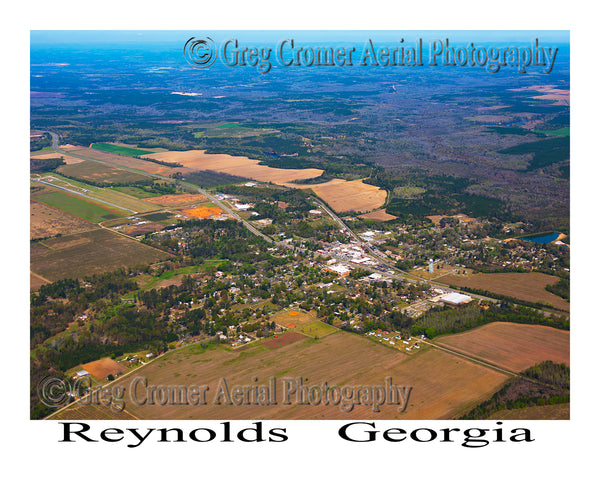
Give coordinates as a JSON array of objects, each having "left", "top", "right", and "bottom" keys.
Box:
[{"left": 440, "top": 292, "right": 472, "bottom": 305}]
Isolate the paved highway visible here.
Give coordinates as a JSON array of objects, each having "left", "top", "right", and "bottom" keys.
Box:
[{"left": 42, "top": 131, "right": 565, "bottom": 316}]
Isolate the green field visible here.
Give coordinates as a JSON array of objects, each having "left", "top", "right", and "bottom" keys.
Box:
[
  {"left": 33, "top": 191, "right": 123, "bottom": 222},
  {"left": 296, "top": 321, "right": 338, "bottom": 338},
  {"left": 535, "top": 127, "right": 570, "bottom": 136},
  {"left": 110, "top": 186, "right": 161, "bottom": 198},
  {"left": 91, "top": 142, "right": 154, "bottom": 157},
  {"left": 30, "top": 228, "right": 171, "bottom": 282},
  {"left": 36, "top": 175, "right": 158, "bottom": 213}
]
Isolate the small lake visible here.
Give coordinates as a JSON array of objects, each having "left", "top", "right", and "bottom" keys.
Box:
[{"left": 520, "top": 232, "right": 561, "bottom": 244}]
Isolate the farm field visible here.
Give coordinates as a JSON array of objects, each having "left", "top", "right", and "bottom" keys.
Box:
[
  {"left": 291, "top": 178, "right": 387, "bottom": 213},
  {"left": 359, "top": 209, "right": 398, "bottom": 221},
  {"left": 36, "top": 174, "right": 158, "bottom": 213},
  {"left": 57, "top": 160, "right": 150, "bottom": 184},
  {"left": 30, "top": 272, "right": 49, "bottom": 291},
  {"left": 51, "top": 403, "right": 138, "bottom": 421},
  {"left": 30, "top": 151, "right": 84, "bottom": 164},
  {"left": 66, "top": 147, "right": 191, "bottom": 176},
  {"left": 91, "top": 142, "right": 154, "bottom": 157},
  {"left": 30, "top": 199, "right": 94, "bottom": 239},
  {"left": 263, "top": 332, "right": 305, "bottom": 348},
  {"left": 30, "top": 228, "right": 171, "bottom": 281},
  {"left": 487, "top": 403, "right": 570, "bottom": 420},
  {"left": 440, "top": 271, "right": 570, "bottom": 311},
  {"left": 271, "top": 309, "right": 315, "bottom": 328},
  {"left": 435, "top": 322, "right": 570, "bottom": 372},
  {"left": 31, "top": 190, "right": 123, "bottom": 223},
  {"left": 63, "top": 330, "right": 509, "bottom": 420},
  {"left": 143, "top": 149, "right": 324, "bottom": 183}
]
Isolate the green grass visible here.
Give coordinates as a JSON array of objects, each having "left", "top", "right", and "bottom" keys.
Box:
[
  {"left": 393, "top": 186, "right": 426, "bottom": 198},
  {"left": 34, "top": 191, "right": 122, "bottom": 222},
  {"left": 215, "top": 122, "right": 244, "bottom": 129},
  {"left": 535, "top": 127, "right": 570, "bottom": 136},
  {"left": 91, "top": 142, "right": 154, "bottom": 157},
  {"left": 110, "top": 186, "right": 160, "bottom": 198},
  {"left": 296, "top": 321, "right": 338, "bottom": 339}
]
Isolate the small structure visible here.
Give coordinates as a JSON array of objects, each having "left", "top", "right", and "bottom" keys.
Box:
[{"left": 75, "top": 370, "right": 89, "bottom": 378}]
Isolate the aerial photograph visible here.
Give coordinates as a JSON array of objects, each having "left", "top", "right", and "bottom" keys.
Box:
[{"left": 30, "top": 30, "right": 570, "bottom": 421}]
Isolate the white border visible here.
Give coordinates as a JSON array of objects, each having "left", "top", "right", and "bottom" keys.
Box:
[{"left": 5, "top": 0, "right": 597, "bottom": 477}]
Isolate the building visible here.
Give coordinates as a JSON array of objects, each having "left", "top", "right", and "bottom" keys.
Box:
[
  {"left": 440, "top": 292, "right": 472, "bottom": 305},
  {"left": 327, "top": 264, "right": 351, "bottom": 276}
]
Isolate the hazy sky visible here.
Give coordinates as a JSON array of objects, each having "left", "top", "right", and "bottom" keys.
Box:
[{"left": 30, "top": 30, "right": 569, "bottom": 45}]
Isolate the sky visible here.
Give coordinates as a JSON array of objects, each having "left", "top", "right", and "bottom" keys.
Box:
[{"left": 30, "top": 30, "right": 570, "bottom": 45}]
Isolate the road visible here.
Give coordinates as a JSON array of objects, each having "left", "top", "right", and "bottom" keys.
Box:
[
  {"left": 42, "top": 131, "right": 565, "bottom": 316},
  {"left": 33, "top": 176, "right": 138, "bottom": 214}
]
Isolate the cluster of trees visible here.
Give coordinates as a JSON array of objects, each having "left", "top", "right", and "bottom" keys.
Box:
[
  {"left": 461, "top": 361, "right": 569, "bottom": 419},
  {"left": 30, "top": 156, "right": 64, "bottom": 173},
  {"left": 30, "top": 133, "right": 52, "bottom": 151},
  {"left": 410, "top": 303, "right": 569, "bottom": 339},
  {"left": 545, "top": 277, "right": 570, "bottom": 301}
]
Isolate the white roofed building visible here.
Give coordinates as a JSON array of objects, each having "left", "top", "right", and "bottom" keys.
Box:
[{"left": 440, "top": 292, "right": 472, "bottom": 305}]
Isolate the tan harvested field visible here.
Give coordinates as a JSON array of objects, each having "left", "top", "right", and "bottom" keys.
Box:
[
  {"left": 120, "top": 222, "right": 165, "bottom": 236},
  {"left": 436, "top": 322, "right": 570, "bottom": 372},
  {"left": 509, "top": 85, "right": 570, "bottom": 106},
  {"left": 441, "top": 271, "right": 570, "bottom": 311},
  {"left": 30, "top": 151, "right": 84, "bottom": 164},
  {"left": 146, "top": 194, "right": 207, "bottom": 206},
  {"left": 74, "top": 330, "right": 508, "bottom": 420},
  {"left": 30, "top": 272, "right": 49, "bottom": 291},
  {"left": 360, "top": 209, "right": 398, "bottom": 221},
  {"left": 144, "top": 149, "right": 324, "bottom": 183},
  {"left": 291, "top": 179, "right": 387, "bottom": 213},
  {"left": 81, "top": 357, "right": 127, "bottom": 379},
  {"left": 487, "top": 403, "right": 569, "bottom": 420},
  {"left": 30, "top": 200, "right": 94, "bottom": 239},
  {"left": 51, "top": 403, "right": 138, "bottom": 421},
  {"left": 67, "top": 147, "right": 191, "bottom": 176},
  {"left": 56, "top": 160, "right": 149, "bottom": 184},
  {"left": 271, "top": 309, "right": 315, "bottom": 327},
  {"left": 31, "top": 228, "right": 171, "bottom": 281}
]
